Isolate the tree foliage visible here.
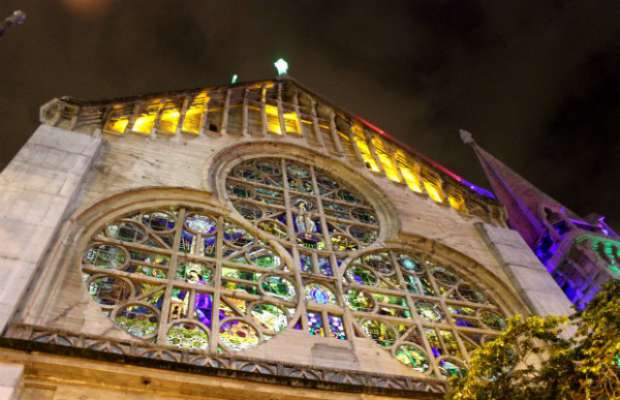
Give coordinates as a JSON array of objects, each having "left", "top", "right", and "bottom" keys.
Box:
[{"left": 446, "top": 279, "right": 620, "bottom": 400}]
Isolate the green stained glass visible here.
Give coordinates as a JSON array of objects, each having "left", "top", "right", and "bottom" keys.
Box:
[
  {"left": 336, "top": 189, "right": 361, "bottom": 204},
  {"left": 257, "top": 220, "right": 288, "bottom": 239},
  {"left": 219, "top": 319, "right": 260, "bottom": 351},
  {"left": 167, "top": 323, "right": 209, "bottom": 350},
  {"left": 415, "top": 301, "right": 444, "bottom": 322},
  {"left": 398, "top": 253, "right": 423, "bottom": 273},
  {"left": 84, "top": 244, "right": 127, "bottom": 269},
  {"left": 222, "top": 267, "right": 261, "bottom": 282},
  {"left": 248, "top": 248, "right": 281, "bottom": 268},
  {"left": 439, "top": 359, "right": 465, "bottom": 377},
  {"left": 250, "top": 303, "right": 288, "bottom": 332},
  {"left": 261, "top": 276, "right": 296, "bottom": 301},
  {"left": 345, "top": 265, "right": 378, "bottom": 286},
  {"left": 458, "top": 284, "right": 487, "bottom": 303},
  {"left": 395, "top": 344, "right": 430, "bottom": 373},
  {"left": 142, "top": 211, "right": 176, "bottom": 231},
  {"left": 105, "top": 221, "right": 147, "bottom": 243},
  {"left": 331, "top": 234, "right": 358, "bottom": 251},
  {"left": 345, "top": 289, "right": 375, "bottom": 312},
  {"left": 351, "top": 208, "right": 377, "bottom": 224},
  {"left": 406, "top": 274, "right": 436, "bottom": 296},
  {"left": 361, "top": 320, "right": 396, "bottom": 347},
  {"left": 480, "top": 310, "right": 507, "bottom": 331},
  {"left": 115, "top": 305, "right": 158, "bottom": 338},
  {"left": 88, "top": 275, "right": 131, "bottom": 305},
  {"left": 176, "top": 262, "right": 212, "bottom": 285},
  {"left": 350, "top": 226, "right": 378, "bottom": 244},
  {"left": 431, "top": 266, "right": 459, "bottom": 286}
]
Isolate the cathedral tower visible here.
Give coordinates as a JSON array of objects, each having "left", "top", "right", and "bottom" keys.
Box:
[{"left": 462, "top": 131, "right": 619, "bottom": 309}]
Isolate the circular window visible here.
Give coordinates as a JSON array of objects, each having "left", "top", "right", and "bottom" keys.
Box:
[
  {"left": 343, "top": 249, "right": 508, "bottom": 376},
  {"left": 225, "top": 158, "right": 380, "bottom": 253},
  {"left": 81, "top": 206, "right": 299, "bottom": 352}
]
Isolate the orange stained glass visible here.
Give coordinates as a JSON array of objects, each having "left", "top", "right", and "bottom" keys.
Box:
[
  {"left": 265, "top": 104, "right": 282, "bottom": 135},
  {"left": 351, "top": 125, "right": 380, "bottom": 172},
  {"left": 159, "top": 106, "right": 180, "bottom": 135},
  {"left": 371, "top": 136, "right": 401, "bottom": 183},
  {"left": 182, "top": 91, "right": 209, "bottom": 135}
]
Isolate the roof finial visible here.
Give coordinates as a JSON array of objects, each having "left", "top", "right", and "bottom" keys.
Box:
[
  {"left": 459, "top": 129, "right": 475, "bottom": 145},
  {"left": 274, "top": 58, "right": 289, "bottom": 78}
]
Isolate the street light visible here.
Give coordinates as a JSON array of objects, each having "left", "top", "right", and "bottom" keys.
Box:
[{"left": 0, "top": 10, "right": 26, "bottom": 39}]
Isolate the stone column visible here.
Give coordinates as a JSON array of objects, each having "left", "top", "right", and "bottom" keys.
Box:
[
  {"left": 0, "top": 125, "right": 102, "bottom": 331},
  {"left": 476, "top": 222, "right": 573, "bottom": 316}
]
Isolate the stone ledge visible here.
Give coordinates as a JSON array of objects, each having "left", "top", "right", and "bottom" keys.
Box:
[{"left": 2, "top": 324, "right": 446, "bottom": 398}]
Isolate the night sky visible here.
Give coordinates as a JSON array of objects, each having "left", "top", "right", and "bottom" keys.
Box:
[{"left": 1, "top": 1, "right": 618, "bottom": 228}]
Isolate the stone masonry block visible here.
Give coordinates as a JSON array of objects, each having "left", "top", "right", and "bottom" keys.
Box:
[
  {"left": 28, "top": 125, "right": 100, "bottom": 156},
  {"left": 492, "top": 242, "right": 546, "bottom": 270}
]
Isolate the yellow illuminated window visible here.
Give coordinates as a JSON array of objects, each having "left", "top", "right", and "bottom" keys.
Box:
[
  {"left": 132, "top": 102, "right": 160, "bottom": 135},
  {"left": 398, "top": 162, "right": 423, "bottom": 193},
  {"left": 265, "top": 104, "right": 282, "bottom": 135},
  {"left": 182, "top": 91, "right": 209, "bottom": 135},
  {"left": 159, "top": 106, "right": 180, "bottom": 135},
  {"left": 371, "top": 136, "right": 401, "bottom": 182},
  {"left": 448, "top": 194, "right": 466, "bottom": 211},
  {"left": 351, "top": 125, "right": 379, "bottom": 172},
  {"left": 283, "top": 111, "right": 300, "bottom": 134},
  {"left": 104, "top": 117, "right": 129, "bottom": 135},
  {"left": 424, "top": 180, "right": 445, "bottom": 203}
]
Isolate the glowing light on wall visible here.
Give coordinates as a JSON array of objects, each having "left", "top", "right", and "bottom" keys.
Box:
[
  {"left": 265, "top": 104, "right": 282, "bottom": 134},
  {"left": 371, "top": 136, "right": 401, "bottom": 183},
  {"left": 182, "top": 91, "right": 209, "bottom": 135},
  {"left": 159, "top": 106, "right": 180, "bottom": 135},
  {"left": 448, "top": 194, "right": 466, "bottom": 212},
  {"left": 351, "top": 125, "right": 379, "bottom": 172},
  {"left": 424, "top": 180, "right": 444, "bottom": 203},
  {"left": 132, "top": 101, "right": 160, "bottom": 135},
  {"left": 104, "top": 117, "right": 129, "bottom": 135},
  {"left": 283, "top": 111, "right": 300, "bottom": 134}
]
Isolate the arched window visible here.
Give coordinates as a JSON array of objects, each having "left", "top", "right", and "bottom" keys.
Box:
[
  {"left": 79, "top": 156, "right": 510, "bottom": 380},
  {"left": 82, "top": 206, "right": 299, "bottom": 353}
]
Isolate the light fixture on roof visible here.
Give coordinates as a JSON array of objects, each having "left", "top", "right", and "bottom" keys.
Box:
[
  {"left": 0, "top": 10, "right": 26, "bottom": 38},
  {"left": 274, "top": 58, "right": 289, "bottom": 77},
  {"left": 230, "top": 74, "right": 239, "bottom": 84}
]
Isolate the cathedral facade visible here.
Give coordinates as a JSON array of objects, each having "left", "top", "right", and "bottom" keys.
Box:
[{"left": 0, "top": 76, "right": 582, "bottom": 399}]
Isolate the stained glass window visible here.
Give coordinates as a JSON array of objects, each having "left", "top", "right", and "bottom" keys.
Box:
[
  {"left": 221, "top": 157, "right": 509, "bottom": 378},
  {"left": 343, "top": 249, "right": 507, "bottom": 377},
  {"left": 81, "top": 206, "right": 298, "bottom": 353}
]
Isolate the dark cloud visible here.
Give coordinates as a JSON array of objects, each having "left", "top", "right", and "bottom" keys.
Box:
[{"left": 0, "top": 0, "right": 618, "bottom": 227}]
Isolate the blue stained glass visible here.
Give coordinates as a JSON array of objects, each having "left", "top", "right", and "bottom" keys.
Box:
[
  {"left": 299, "top": 253, "right": 312, "bottom": 273},
  {"left": 307, "top": 312, "right": 324, "bottom": 336},
  {"left": 305, "top": 283, "right": 336, "bottom": 305},
  {"left": 318, "top": 257, "right": 333, "bottom": 276},
  {"left": 328, "top": 315, "right": 346, "bottom": 340}
]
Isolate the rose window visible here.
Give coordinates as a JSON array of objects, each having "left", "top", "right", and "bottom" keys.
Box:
[
  {"left": 81, "top": 206, "right": 299, "bottom": 352},
  {"left": 343, "top": 249, "right": 507, "bottom": 377},
  {"left": 79, "top": 156, "right": 510, "bottom": 380}
]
